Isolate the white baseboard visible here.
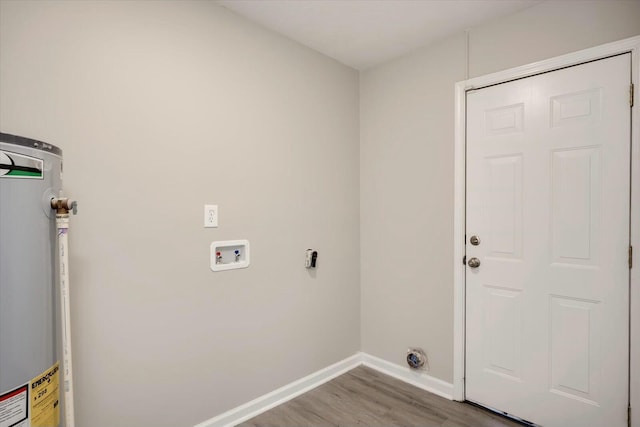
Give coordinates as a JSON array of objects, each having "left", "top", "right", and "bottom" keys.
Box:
[
  {"left": 193, "top": 354, "right": 362, "bottom": 427},
  {"left": 193, "top": 352, "right": 453, "bottom": 427},
  {"left": 360, "top": 352, "right": 454, "bottom": 400}
]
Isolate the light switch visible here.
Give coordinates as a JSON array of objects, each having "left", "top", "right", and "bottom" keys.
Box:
[{"left": 204, "top": 204, "right": 218, "bottom": 228}]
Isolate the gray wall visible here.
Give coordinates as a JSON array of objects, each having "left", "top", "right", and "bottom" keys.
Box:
[
  {"left": 360, "top": 0, "right": 640, "bottom": 383},
  {"left": 0, "top": 1, "right": 360, "bottom": 426}
]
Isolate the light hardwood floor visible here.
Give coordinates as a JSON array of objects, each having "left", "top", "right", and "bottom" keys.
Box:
[{"left": 238, "top": 366, "right": 524, "bottom": 427}]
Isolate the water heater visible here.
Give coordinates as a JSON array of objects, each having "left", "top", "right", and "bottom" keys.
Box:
[{"left": 0, "top": 132, "right": 62, "bottom": 427}]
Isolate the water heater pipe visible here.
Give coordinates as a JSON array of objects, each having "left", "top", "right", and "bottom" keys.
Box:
[{"left": 51, "top": 197, "right": 77, "bottom": 427}]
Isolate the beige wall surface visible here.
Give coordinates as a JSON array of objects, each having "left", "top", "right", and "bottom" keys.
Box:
[
  {"left": 0, "top": 1, "right": 360, "bottom": 426},
  {"left": 360, "top": 33, "right": 466, "bottom": 383},
  {"left": 469, "top": 0, "right": 640, "bottom": 78},
  {"left": 360, "top": 0, "right": 640, "bottom": 383}
]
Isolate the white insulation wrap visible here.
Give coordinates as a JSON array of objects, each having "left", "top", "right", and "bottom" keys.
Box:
[{"left": 56, "top": 214, "right": 75, "bottom": 427}]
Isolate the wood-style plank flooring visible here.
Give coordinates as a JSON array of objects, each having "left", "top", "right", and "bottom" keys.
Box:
[{"left": 238, "top": 366, "right": 524, "bottom": 427}]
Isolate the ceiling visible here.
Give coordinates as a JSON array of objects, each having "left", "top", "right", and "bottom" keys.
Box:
[{"left": 215, "top": 0, "right": 541, "bottom": 70}]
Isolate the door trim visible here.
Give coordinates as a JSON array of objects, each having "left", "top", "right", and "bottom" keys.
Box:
[{"left": 453, "top": 35, "right": 640, "bottom": 427}]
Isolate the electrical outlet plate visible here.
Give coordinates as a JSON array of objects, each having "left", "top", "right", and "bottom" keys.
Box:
[
  {"left": 210, "top": 240, "right": 250, "bottom": 271},
  {"left": 204, "top": 204, "right": 218, "bottom": 228}
]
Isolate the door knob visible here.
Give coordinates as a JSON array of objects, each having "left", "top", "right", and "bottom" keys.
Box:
[
  {"left": 468, "top": 257, "right": 481, "bottom": 268},
  {"left": 470, "top": 235, "right": 480, "bottom": 246}
]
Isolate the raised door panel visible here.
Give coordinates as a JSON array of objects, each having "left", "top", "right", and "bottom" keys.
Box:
[{"left": 551, "top": 147, "right": 601, "bottom": 266}]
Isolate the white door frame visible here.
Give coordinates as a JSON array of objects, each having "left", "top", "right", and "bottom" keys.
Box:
[{"left": 453, "top": 35, "right": 640, "bottom": 426}]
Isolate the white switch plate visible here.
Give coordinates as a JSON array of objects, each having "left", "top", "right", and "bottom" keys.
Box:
[{"left": 204, "top": 204, "right": 218, "bottom": 228}]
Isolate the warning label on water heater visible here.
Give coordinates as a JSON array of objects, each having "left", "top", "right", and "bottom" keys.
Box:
[
  {"left": 0, "top": 384, "right": 28, "bottom": 427},
  {"left": 0, "top": 362, "right": 60, "bottom": 427}
]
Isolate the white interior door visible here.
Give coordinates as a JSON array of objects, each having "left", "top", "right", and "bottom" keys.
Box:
[{"left": 465, "top": 54, "right": 631, "bottom": 427}]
